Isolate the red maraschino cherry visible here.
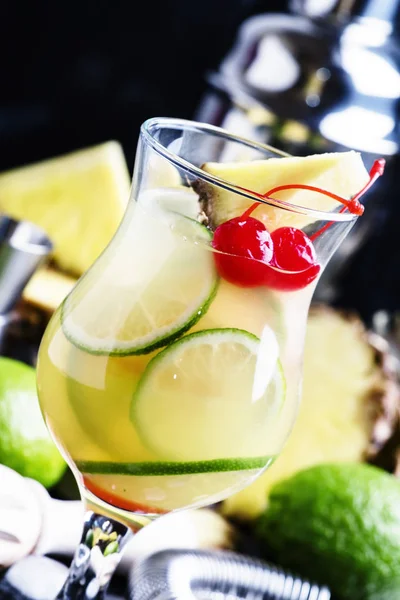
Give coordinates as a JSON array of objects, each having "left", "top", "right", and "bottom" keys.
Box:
[
  {"left": 212, "top": 216, "right": 273, "bottom": 287},
  {"left": 211, "top": 159, "right": 385, "bottom": 291},
  {"left": 272, "top": 227, "right": 316, "bottom": 271},
  {"left": 264, "top": 227, "right": 321, "bottom": 291},
  {"left": 264, "top": 262, "right": 321, "bottom": 291},
  {"left": 212, "top": 213, "right": 320, "bottom": 291}
]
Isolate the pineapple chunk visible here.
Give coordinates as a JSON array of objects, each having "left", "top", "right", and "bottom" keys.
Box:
[
  {"left": 0, "top": 142, "right": 131, "bottom": 275},
  {"left": 199, "top": 151, "right": 369, "bottom": 230},
  {"left": 222, "top": 308, "right": 400, "bottom": 520},
  {"left": 23, "top": 268, "right": 77, "bottom": 313},
  {"left": 124, "top": 508, "right": 235, "bottom": 567}
]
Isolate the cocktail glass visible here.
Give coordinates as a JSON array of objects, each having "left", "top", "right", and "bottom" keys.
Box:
[{"left": 37, "top": 118, "right": 368, "bottom": 599}]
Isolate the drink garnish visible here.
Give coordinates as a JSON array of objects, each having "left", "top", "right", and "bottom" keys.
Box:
[
  {"left": 212, "top": 216, "right": 274, "bottom": 287},
  {"left": 78, "top": 457, "right": 273, "bottom": 476},
  {"left": 310, "top": 158, "right": 385, "bottom": 241},
  {"left": 212, "top": 159, "right": 385, "bottom": 290},
  {"left": 62, "top": 212, "right": 218, "bottom": 356},
  {"left": 132, "top": 328, "right": 285, "bottom": 461}
]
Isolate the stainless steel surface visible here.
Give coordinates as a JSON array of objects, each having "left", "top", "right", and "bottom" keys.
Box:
[
  {"left": 195, "top": 8, "right": 400, "bottom": 310},
  {"left": 130, "top": 549, "right": 331, "bottom": 600},
  {"left": 290, "top": 0, "right": 400, "bottom": 25},
  {"left": 0, "top": 556, "right": 68, "bottom": 600},
  {"left": 0, "top": 215, "right": 52, "bottom": 314},
  {"left": 197, "top": 9, "right": 400, "bottom": 157}
]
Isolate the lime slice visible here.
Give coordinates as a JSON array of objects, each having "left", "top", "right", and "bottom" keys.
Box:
[
  {"left": 76, "top": 456, "right": 275, "bottom": 512},
  {"left": 81, "top": 465, "right": 273, "bottom": 512},
  {"left": 62, "top": 207, "right": 218, "bottom": 355},
  {"left": 132, "top": 328, "right": 285, "bottom": 461},
  {"left": 76, "top": 456, "right": 273, "bottom": 476}
]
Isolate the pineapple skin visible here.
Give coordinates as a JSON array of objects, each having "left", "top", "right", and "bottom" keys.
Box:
[{"left": 222, "top": 307, "right": 400, "bottom": 520}]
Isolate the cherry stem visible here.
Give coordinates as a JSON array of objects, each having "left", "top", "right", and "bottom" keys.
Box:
[
  {"left": 241, "top": 158, "right": 386, "bottom": 242},
  {"left": 351, "top": 158, "right": 385, "bottom": 203},
  {"left": 309, "top": 159, "right": 385, "bottom": 241},
  {"left": 309, "top": 205, "right": 346, "bottom": 242},
  {"left": 243, "top": 184, "right": 363, "bottom": 219}
]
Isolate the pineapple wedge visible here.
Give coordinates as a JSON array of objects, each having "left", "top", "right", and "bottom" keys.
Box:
[
  {"left": 22, "top": 268, "right": 76, "bottom": 313},
  {"left": 0, "top": 142, "right": 131, "bottom": 275},
  {"left": 124, "top": 508, "right": 235, "bottom": 567},
  {"left": 198, "top": 151, "right": 369, "bottom": 230},
  {"left": 222, "top": 307, "right": 400, "bottom": 520}
]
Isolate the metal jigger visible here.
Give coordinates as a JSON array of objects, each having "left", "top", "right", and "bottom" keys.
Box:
[
  {"left": 0, "top": 215, "right": 53, "bottom": 357},
  {"left": 0, "top": 215, "right": 52, "bottom": 314}
]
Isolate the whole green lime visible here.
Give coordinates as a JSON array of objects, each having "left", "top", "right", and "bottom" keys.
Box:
[
  {"left": 0, "top": 356, "right": 66, "bottom": 488},
  {"left": 255, "top": 463, "right": 400, "bottom": 600}
]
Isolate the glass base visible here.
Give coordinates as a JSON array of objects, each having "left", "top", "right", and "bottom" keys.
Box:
[{"left": 56, "top": 511, "right": 132, "bottom": 600}]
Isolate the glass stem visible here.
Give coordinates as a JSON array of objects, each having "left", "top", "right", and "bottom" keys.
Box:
[{"left": 56, "top": 511, "right": 134, "bottom": 600}]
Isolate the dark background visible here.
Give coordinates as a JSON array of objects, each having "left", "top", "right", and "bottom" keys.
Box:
[
  {"left": 0, "top": 0, "right": 283, "bottom": 173},
  {"left": 0, "top": 0, "right": 399, "bottom": 323}
]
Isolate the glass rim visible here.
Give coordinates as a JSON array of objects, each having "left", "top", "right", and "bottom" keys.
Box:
[{"left": 141, "top": 117, "right": 359, "bottom": 223}]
